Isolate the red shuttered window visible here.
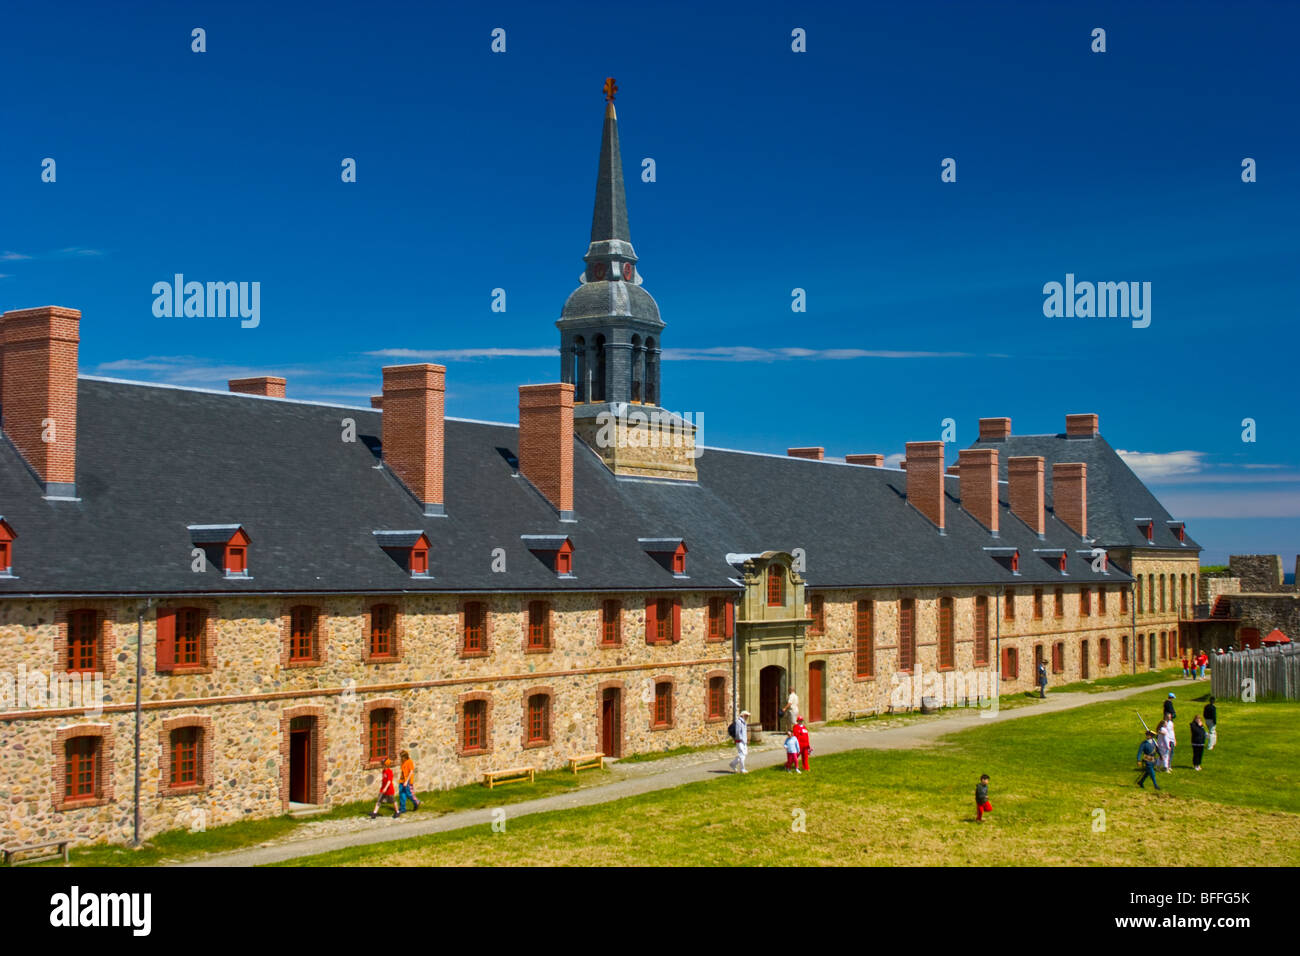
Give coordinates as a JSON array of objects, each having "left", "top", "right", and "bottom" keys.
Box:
[
  {"left": 855, "top": 599, "right": 874, "bottom": 678},
  {"left": 899, "top": 599, "right": 916, "bottom": 672},
  {"left": 974, "top": 596, "right": 989, "bottom": 666}
]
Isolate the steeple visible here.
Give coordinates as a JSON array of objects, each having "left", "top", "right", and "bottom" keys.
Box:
[{"left": 590, "top": 93, "right": 631, "bottom": 248}]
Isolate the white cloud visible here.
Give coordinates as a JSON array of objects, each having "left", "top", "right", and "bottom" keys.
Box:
[
  {"left": 0, "top": 251, "right": 31, "bottom": 261},
  {"left": 366, "top": 347, "right": 558, "bottom": 361},
  {"left": 662, "top": 346, "right": 973, "bottom": 362},
  {"left": 884, "top": 452, "right": 906, "bottom": 468},
  {"left": 1115, "top": 449, "right": 1206, "bottom": 480},
  {"left": 1156, "top": 489, "right": 1300, "bottom": 519}
]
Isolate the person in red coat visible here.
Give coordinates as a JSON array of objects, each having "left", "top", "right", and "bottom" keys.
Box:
[
  {"left": 793, "top": 717, "right": 812, "bottom": 771},
  {"left": 369, "top": 758, "right": 400, "bottom": 819}
]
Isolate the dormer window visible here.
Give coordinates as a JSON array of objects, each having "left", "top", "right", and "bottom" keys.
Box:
[
  {"left": 188, "top": 524, "right": 251, "bottom": 578},
  {"left": 767, "top": 565, "right": 785, "bottom": 606},
  {"left": 0, "top": 517, "right": 15, "bottom": 577},
  {"left": 639, "top": 538, "right": 688, "bottom": 577},
  {"left": 1059, "top": 552, "right": 1068, "bottom": 573},
  {"left": 556, "top": 539, "right": 573, "bottom": 575},
  {"left": 522, "top": 535, "right": 575, "bottom": 578},
  {"left": 1136, "top": 518, "right": 1154, "bottom": 542},
  {"left": 983, "top": 546, "right": 1020, "bottom": 575},
  {"left": 1167, "top": 520, "right": 1186, "bottom": 544},
  {"left": 1011, "top": 551, "right": 1020, "bottom": 573},
  {"left": 374, "top": 531, "right": 432, "bottom": 578},
  {"left": 1033, "top": 548, "right": 1067, "bottom": 575}
]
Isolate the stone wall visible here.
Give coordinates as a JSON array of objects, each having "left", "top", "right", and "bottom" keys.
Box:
[{"left": 1229, "top": 555, "right": 1289, "bottom": 593}]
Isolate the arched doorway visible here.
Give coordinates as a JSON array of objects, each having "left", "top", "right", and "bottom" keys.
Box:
[
  {"left": 759, "top": 665, "right": 785, "bottom": 731},
  {"left": 600, "top": 686, "right": 622, "bottom": 757},
  {"left": 808, "top": 661, "right": 826, "bottom": 723}
]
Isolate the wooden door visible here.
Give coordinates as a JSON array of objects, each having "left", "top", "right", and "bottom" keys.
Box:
[
  {"left": 1081, "top": 640, "right": 1089, "bottom": 679},
  {"left": 600, "top": 688, "right": 622, "bottom": 757},
  {"left": 289, "top": 723, "right": 312, "bottom": 804},
  {"left": 760, "top": 666, "right": 783, "bottom": 730},
  {"left": 1149, "top": 634, "right": 1157, "bottom": 666},
  {"left": 808, "top": 661, "right": 825, "bottom": 723}
]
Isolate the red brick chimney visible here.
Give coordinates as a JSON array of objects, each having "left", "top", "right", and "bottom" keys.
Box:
[
  {"left": 1052, "top": 462, "right": 1087, "bottom": 537},
  {"left": 979, "top": 417, "right": 1011, "bottom": 441},
  {"left": 946, "top": 464, "right": 961, "bottom": 476},
  {"left": 958, "top": 447, "right": 999, "bottom": 534},
  {"left": 228, "top": 376, "right": 286, "bottom": 398},
  {"left": 381, "top": 364, "right": 446, "bottom": 516},
  {"left": 1065, "top": 413, "right": 1099, "bottom": 438},
  {"left": 518, "top": 383, "right": 575, "bottom": 520},
  {"left": 370, "top": 395, "right": 383, "bottom": 409},
  {"left": 1, "top": 306, "right": 80, "bottom": 497},
  {"left": 1008, "top": 456, "right": 1045, "bottom": 536},
  {"left": 845, "top": 454, "right": 884, "bottom": 466},
  {"left": 905, "top": 441, "right": 944, "bottom": 530},
  {"left": 787, "top": 447, "right": 824, "bottom": 460}
]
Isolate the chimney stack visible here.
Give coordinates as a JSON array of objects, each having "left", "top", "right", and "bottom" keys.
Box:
[
  {"left": 381, "top": 364, "right": 446, "bottom": 516},
  {"left": 1052, "top": 462, "right": 1087, "bottom": 537},
  {"left": 845, "top": 454, "right": 884, "bottom": 466},
  {"left": 787, "top": 447, "right": 824, "bottom": 460},
  {"left": 518, "top": 383, "right": 575, "bottom": 520},
  {"left": 904, "top": 441, "right": 944, "bottom": 530},
  {"left": 1008, "top": 456, "right": 1045, "bottom": 536},
  {"left": 1065, "top": 413, "right": 1099, "bottom": 438},
  {"left": 370, "top": 395, "right": 383, "bottom": 409},
  {"left": 1, "top": 306, "right": 80, "bottom": 498},
  {"left": 228, "top": 376, "right": 286, "bottom": 398},
  {"left": 958, "top": 447, "right": 999, "bottom": 534},
  {"left": 979, "top": 417, "right": 1011, "bottom": 441}
]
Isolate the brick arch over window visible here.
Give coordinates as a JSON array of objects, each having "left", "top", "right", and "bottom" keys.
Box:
[
  {"left": 156, "top": 602, "right": 217, "bottom": 674},
  {"left": 459, "top": 598, "right": 492, "bottom": 658},
  {"left": 56, "top": 604, "right": 117, "bottom": 678},
  {"left": 457, "top": 691, "right": 494, "bottom": 757},
  {"left": 649, "top": 675, "right": 677, "bottom": 731},
  {"left": 704, "top": 669, "right": 728, "bottom": 723},
  {"left": 521, "top": 685, "right": 554, "bottom": 749},
  {"left": 279, "top": 603, "right": 329, "bottom": 667},
  {"left": 158, "top": 714, "right": 215, "bottom": 796},
  {"left": 362, "top": 697, "right": 403, "bottom": 769},
  {"left": 53, "top": 723, "right": 115, "bottom": 812},
  {"left": 278, "top": 705, "right": 327, "bottom": 810},
  {"left": 363, "top": 603, "right": 404, "bottom": 663}
]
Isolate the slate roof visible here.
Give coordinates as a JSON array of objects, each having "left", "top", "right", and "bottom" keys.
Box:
[
  {"left": 0, "top": 377, "right": 1148, "bottom": 597},
  {"left": 968, "top": 433, "right": 1199, "bottom": 553}
]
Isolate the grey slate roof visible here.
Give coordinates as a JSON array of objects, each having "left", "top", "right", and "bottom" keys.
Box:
[
  {"left": 968, "top": 433, "right": 1200, "bottom": 553},
  {"left": 0, "top": 378, "right": 1143, "bottom": 597}
]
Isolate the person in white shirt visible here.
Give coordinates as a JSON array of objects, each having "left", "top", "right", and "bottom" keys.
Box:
[
  {"left": 783, "top": 691, "right": 799, "bottom": 730},
  {"left": 729, "top": 710, "right": 750, "bottom": 774}
]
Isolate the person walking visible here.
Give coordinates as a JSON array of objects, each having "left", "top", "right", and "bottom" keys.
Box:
[
  {"left": 1189, "top": 715, "right": 1206, "bottom": 770},
  {"left": 1165, "top": 715, "right": 1177, "bottom": 771},
  {"left": 1136, "top": 730, "right": 1161, "bottom": 790},
  {"left": 369, "top": 757, "right": 399, "bottom": 818},
  {"left": 1181, "top": 655, "right": 1190, "bottom": 678},
  {"left": 1156, "top": 716, "right": 1173, "bottom": 773},
  {"left": 1037, "top": 660, "right": 1048, "bottom": 698},
  {"left": 1163, "top": 692, "right": 1176, "bottom": 721},
  {"left": 975, "top": 774, "right": 992, "bottom": 822},
  {"left": 793, "top": 716, "right": 812, "bottom": 772},
  {"left": 1197, "top": 651, "right": 1209, "bottom": 679},
  {"left": 1203, "top": 696, "right": 1217, "bottom": 750},
  {"left": 729, "top": 709, "right": 750, "bottom": 774},
  {"left": 782, "top": 689, "right": 800, "bottom": 730},
  {"left": 398, "top": 749, "right": 420, "bottom": 812},
  {"left": 783, "top": 730, "right": 802, "bottom": 773}
]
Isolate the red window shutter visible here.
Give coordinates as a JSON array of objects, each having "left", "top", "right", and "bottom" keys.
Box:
[
  {"left": 156, "top": 608, "right": 176, "bottom": 672},
  {"left": 672, "top": 599, "right": 681, "bottom": 642},
  {"left": 645, "top": 598, "right": 657, "bottom": 644},
  {"left": 725, "top": 598, "right": 735, "bottom": 638}
]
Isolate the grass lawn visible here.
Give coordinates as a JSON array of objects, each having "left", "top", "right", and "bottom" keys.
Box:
[{"left": 279, "top": 686, "right": 1300, "bottom": 866}]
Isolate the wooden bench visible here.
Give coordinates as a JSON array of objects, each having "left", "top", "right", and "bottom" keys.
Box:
[
  {"left": 568, "top": 752, "right": 605, "bottom": 774},
  {"left": 482, "top": 767, "right": 535, "bottom": 789},
  {"left": 4, "top": 840, "right": 70, "bottom": 866}
]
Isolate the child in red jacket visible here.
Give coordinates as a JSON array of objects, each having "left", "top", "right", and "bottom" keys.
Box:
[
  {"left": 793, "top": 717, "right": 812, "bottom": 771},
  {"left": 369, "top": 758, "right": 400, "bottom": 819}
]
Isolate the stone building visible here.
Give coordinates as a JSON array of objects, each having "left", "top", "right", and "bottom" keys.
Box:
[
  {"left": 0, "top": 90, "right": 1199, "bottom": 848},
  {"left": 1187, "top": 555, "right": 1300, "bottom": 650}
]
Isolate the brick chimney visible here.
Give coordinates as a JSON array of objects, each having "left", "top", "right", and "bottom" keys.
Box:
[
  {"left": 845, "top": 454, "right": 884, "bottom": 466},
  {"left": 518, "top": 383, "right": 575, "bottom": 520},
  {"left": 1, "top": 306, "right": 80, "bottom": 497},
  {"left": 1052, "top": 462, "right": 1087, "bottom": 537},
  {"left": 1008, "top": 456, "right": 1045, "bottom": 536},
  {"left": 381, "top": 364, "right": 446, "bottom": 516},
  {"left": 946, "top": 464, "right": 960, "bottom": 476},
  {"left": 370, "top": 395, "right": 383, "bottom": 409},
  {"left": 958, "top": 448, "right": 999, "bottom": 534},
  {"left": 787, "top": 447, "right": 824, "bottom": 460},
  {"left": 979, "top": 417, "right": 1011, "bottom": 441},
  {"left": 1065, "top": 413, "right": 1099, "bottom": 438},
  {"left": 905, "top": 441, "right": 944, "bottom": 530},
  {"left": 228, "top": 376, "right": 286, "bottom": 398}
]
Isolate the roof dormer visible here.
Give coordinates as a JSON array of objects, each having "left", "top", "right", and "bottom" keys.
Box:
[
  {"left": 188, "top": 524, "right": 251, "bottom": 578},
  {"left": 1034, "top": 547, "right": 1068, "bottom": 575},
  {"left": 1135, "top": 518, "right": 1154, "bottom": 542},
  {"left": 1166, "top": 520, "right": 1186, "bottom": 545},
  {"left": 374, "top": 530, "right": 432, "bottom": 578},
  {"left": 983, "top": 546, "right": 1020, "bottom": 575},
  {"left": 639, "top": 538, "right": 688, "bottom": 577},
  {"left": 0, "top": 517, "right": 16, "bottom": 578},
  {"left": 522, "top": 534, "right": 575, "bottom": 578}
]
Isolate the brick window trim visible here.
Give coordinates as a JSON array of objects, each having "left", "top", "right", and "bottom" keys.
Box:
[
  {"left": 704, "top": 669, "right": 729, "bottom": 723},
  {"left": 458, "top": 599, "right": 493, "bottom": 659},
  {"left": 55, "top": 604, "right": 118, "bottom": 679},
  {"left": 157, "top": 601, "right": 218, "bottom": 675},
  {"left": 278, "top": 705, "right": 327, "bottom": 809},
  {"left": 854, "top": 600, "right": 875, "bottom": 682},
  {"left": 361, "top": 697, "right": 403, "bottom": 769},
  {"left": 157, "top": 714, "right": 215, "bottom": 797},
  {"left": 649, "top": 674, "right": 677, "bottom": 731},
  {"left": 521, "top": 599, "right": 554, "bottom": 654},
  {"left": 600, "top": 599, "right": 623, "bottom": 647},
  {"left": 457, "top": 691, "right": 494, "bottom": 757},
  {"left": 52, "top": 723, "right": 115, "bottom": 812},
  {"left": 706, "top": 596, "right": 730, "bottom": 643},
  {"left": 521, "top": 684, "right": 555, "bottom": 749},
  {"left": 279, "top": 604, "right": 329, "bottom": 669},
  {"left": 644, "top": 596, "right": 682, "bottom": 645},
  {"left": 1001, "top": 647, "right": 1019, "bottom": 681},
  {"left": 362, "top": 603, "right": 405, "bottom": 664},
  {"left": 807, "top": 595, "right": 825, "bottom": 636},
  {"left": 1052, "top": 642, "right": 1065, "bottom": 674}
]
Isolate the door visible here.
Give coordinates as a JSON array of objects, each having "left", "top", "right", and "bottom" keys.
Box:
[
  {"left": 759, "top": 665, "right": 784, "bottom": 730},
  {"left": 1240, "top": 628, "right": 1261, "bottom": 650},
  {"left": 808, "top": 661, "right": 825, "bottom": 723},
  {"left": 600, "top": 688, "right": 622, "bottom": 757},
  {"left": 1081, "top": 640, "right": 1089, "bottom": 680},
  {"left": 1149, "top": 634, "right": 1157, "bottom": 667},
  {"left": 289, "top": 716, "right": 314, "bottom": 804}
]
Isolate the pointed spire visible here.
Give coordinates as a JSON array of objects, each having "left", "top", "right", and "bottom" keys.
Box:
[{"left": 590, "top": 78, "right": 630, "bottom": 245}]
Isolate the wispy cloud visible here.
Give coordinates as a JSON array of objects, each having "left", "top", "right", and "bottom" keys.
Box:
[
  {"left": 661, "top": 346, "right": 975, "bottom": 362},
  {"left": 1116, "top": 449, "right": 1207, "bottom": 480},
  {"left": 1, "top": 252, "right": 32, "bottom": 261},
  {"left": 1156, "top": 489, "right": 1300, "bottom": 519},
  {"left": 884, "top": 452, "right": 906, "bottom": 468},
  {"left": 58, "top": 247, "right": 105, "bottom": 257},
  {"left": 366, "top": 347, "right": 558, "bottom": 361}
]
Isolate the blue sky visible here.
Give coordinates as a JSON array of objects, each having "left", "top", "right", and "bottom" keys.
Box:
[{"left": 2, "top": 0, "right": 1298, "bottom": 563}]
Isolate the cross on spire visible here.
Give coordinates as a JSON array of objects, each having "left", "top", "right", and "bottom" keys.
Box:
[{"left": 603, "top": 77, "right": 618, "bottom": 103}]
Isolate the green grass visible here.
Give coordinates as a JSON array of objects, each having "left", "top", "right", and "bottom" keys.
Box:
[
  {"left": 279, "top": 688, "right": 1300, "bottom": 867},
  {"left": 616, "top": 742, "right": 735, "bottom": 764}
]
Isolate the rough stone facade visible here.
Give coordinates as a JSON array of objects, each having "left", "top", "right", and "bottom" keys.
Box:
[{"left": 573, "top": 409, "right": 698, "bottom": 481}]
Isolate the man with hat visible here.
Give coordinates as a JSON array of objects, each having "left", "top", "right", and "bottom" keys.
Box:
[
  {"left": 1136, "top": 730, "right": 1161, "bottom": 790},
  {"left": 1163, "top": 692, "right": 1176, "bottom": 721},
  {"left": 729, "top": 710, "right": 750, "bottom": 774}
]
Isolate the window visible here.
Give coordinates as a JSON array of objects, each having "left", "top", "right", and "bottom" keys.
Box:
[
  {"left": 369, "top": 604, "right": 397, "bottom": 659},
  {"left": 708, "top": 597, "right": 724, "bottom": 640},
  {"left": 462, "top": 699, "right": 487, "bottom": 753},
  {"left": 671, "top": 544, "right": 686, "bottom": 575},
  {"left": 289, "top": 606, "right": 318, "bottom": 662},
  {"left": 1034, "top": 644, "right": 1045, "bottom": 673},
  {"left": 1054, "top": 588, "right": 1064, "bottom": 618},
  {"left": 1098, "top": 588, "right": 1107, "bottom": 614},
  {"left": 855, "top": 599, "right": 874, "bottom": 678},
  {"left": 67, "top": 609, "right": 99, "bottom": 673},
  {"left": 1137, "top": 634, "right": 1145, "bottom": 663},
  {"left": 177, "top": 608, "right": 204, "bottom": 665},
  {"left": 974, "top": 596, "right": 989, "bottom": 665},
  {"left": 555, "top": 540, "right": 573, "bottom": 576},
  {"left": 64, "top": 737, "right": 100, "bottom": 801},
  {"left": 1051, "top": 642, "right": 1064, "bottom": 673},
  {"left": 158, "top": 606, "right": 211, "bottom": 672},
  {"left": 809, "top": 594, "right": 825, "bottom": 634},
  {"left": 1100, "top": 638, "right": 1111, "bottom": 667},
  {"left": 526, "top": 601, "right": 551, "bottom": 651},
  {"left": 169, "top": 726, "right": 200, "bottom": 787},
  {"left": 1081, "top": 588, "right": 1091, "bottom": 616},
  {"left": 1122, "top": 635, "right": 1129, "bottom": 663},
  {"left": 411, "top": 544, "right": 429, "bottom": 576},
  {"left": 0, "top": 541, "right": 10, "bottom": 574},
  {"left": 1004, "top": 589, "right": 1015, "bottom": 621},
  {"left": 938, "top": 597, "right": 955, "bottom": 669},
  {"left": 463, "top": 601, "right": 487, "bottom": 654},
  {"left": 1120, "top": 588, "right": 1128, "bottom": 614},
  {"left": 1002, "top": 646, "right": 1019, "bottom": 680},
  {"left": 368, "top": 708, "right": 395, "bottom": 764},
  {"left": 653, "top": 681, "right": 673, "bottom": 728},
  {"left": 526, "top": 694, "right": 550, "bottom": 745},
  {"left": 1033, "top": 589, "right": 1044, "bottom": 620},
  {"left": 1148, "top": 576, "right": 1155, "bottom": 613},
  {"left": 645, "top": 597, "right": 680, "bottom": 643},
  {"left": 1137, "top": 575, "right": 1144, "bottom": 613},
  {"left": 767, "top": 565, "right": 784, "bottom": 606},
  {"left": 898, "top": 598, "right": 916, "bottom": 672},
  {"left": 1159, "top": 575, "right": 1166, "bottom": 612},
  {"left": 707, "top": 676, "right": 726, "bottom": 720},
  {"left": 601, "top": 600, "right": 622, "bottom": 645},
  {"left": 226, "top": 545, "right": 247, "bottom": 576}
]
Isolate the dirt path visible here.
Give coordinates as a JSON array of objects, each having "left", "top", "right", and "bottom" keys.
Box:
[{"left": 178, "top": 678, "right": 1196, "bottom": 867}]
